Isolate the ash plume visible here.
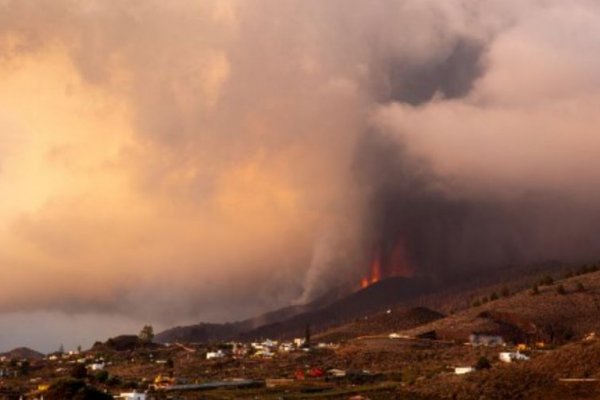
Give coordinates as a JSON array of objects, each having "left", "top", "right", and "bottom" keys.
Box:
[{"left": 1, "top": 0, "right": 600, "bottom": 350}]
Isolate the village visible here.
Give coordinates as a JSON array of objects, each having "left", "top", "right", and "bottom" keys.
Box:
[
  {"left": 4, "top": 265, "right": 600, "bottom": 399},
  {"left": 0, "top": 315, "right": 558, "bottom": 400}
]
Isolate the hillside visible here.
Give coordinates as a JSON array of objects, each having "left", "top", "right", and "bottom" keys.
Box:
[
  {"left": 0, "top": 347, "right": 44, "bottom": 360},
  {"left": 155, "top": 283, "right": 352, "bottom": 343},
  {"left": 401, "top": 269, "right": 600, "bottom": 344},
  {"left": 314, "top": 306, "right": 444, "bottom": 342},
  {"left": 237, "top": 277, "right": 437, "bottom": 340}
]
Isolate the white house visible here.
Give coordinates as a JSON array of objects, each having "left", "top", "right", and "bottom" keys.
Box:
[
  {"left": 88, "top": 363, "right": 105, "bottom": 371},
  {"left": 499, "top": 352, "right": 529, "bottom": 363},
  {"left": 454, "top": 367, "right": 475, "bottom": 375},
  {"left": 206, "top": 350, "right": 225, "bottom": 360},
  {"left": 117, "top": 392, "right": 146, "bottom": 400}
]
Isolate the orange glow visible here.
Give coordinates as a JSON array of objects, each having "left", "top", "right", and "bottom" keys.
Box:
[
  {"left": 370, "top": 255, "right": 381, "bottom": 284},
  {"left": 358, "top": 239, "right": 413, "bottom": 290},
  {"left": 359, "top": 249, "right": 382, "bottom": 289},
  {"left": 389, "top": 237, "right": 413, "bottom": 277},
  {"left": 360, "top": 277, "right": 369, "bottom": 289}
]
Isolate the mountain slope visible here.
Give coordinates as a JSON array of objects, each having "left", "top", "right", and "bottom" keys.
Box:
[
  {"left": 237, "top": 276, "right": 437, "bottom": 340},
  {"left": 155, "top": 282, "right": 352, "bottom": 343},
  {"left": 0, "top": 347, "right": 44, "bottom": 360},
  {"left": 401, "top": 269, "right": 600, "bottom": 344}
]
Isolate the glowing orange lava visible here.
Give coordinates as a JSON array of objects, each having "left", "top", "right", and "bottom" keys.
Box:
[
  {"left": 370, "top": 256, "right": 381, "bottom": 284},
  {"left": 360, "top": 277, "right": 369, "bottom": 288},
  {"left": 358, "top": 238, "right": 413, "bottom": 290}
]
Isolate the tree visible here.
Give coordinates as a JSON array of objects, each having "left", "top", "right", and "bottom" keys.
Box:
[
  {"left": 139, "top": 325, "right": 155, "bottom": 343},
  {"left": 94, "top": 370, "right": 109, "bottom": 383},
  {"left": 18, "top": 360, "right": 30, "bottom": 376},
  {"left": 475, "top": 356, "right": 491, "bottom": 370},
  {"left": 59, "top": 343, "right": 65, "bottom": 354},
  {"left": 501, "top": 286, "right": 510, "bottom": 298},
  {"left": 70, "top": 364, "right": 88, "bottom": 380},
  {"left": 302, "top": 324, "right": 311, "bottom": 348}
]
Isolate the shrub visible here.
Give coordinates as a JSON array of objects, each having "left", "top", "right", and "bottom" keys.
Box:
[
  {"left": 475, "top": 356, "right": 491, "bottom": 370},
  {"left": 490, "top": 292, "right": 499, "bottom": 301},
  {"left": 556, "top": 284, "right": 566, "bottom": 295},
  {"left": 576, "top": 282, "right": 585, "bottom": 292},
  {"left": 70, "top": 364, "right": 87, "bottom": 380},
  {"left": 94, "top": 370, "right": 108, "bottom": 383},
  {"left": 472, "top": 299, "right": 481, "bottom": 307},
  {"left": 501, "top": 286, "right": 510, "bottom": 297},
  {"left": 45, "top": 378, "right": 112, "bottom": 400},
  {"left": 540, "top": 275, "right": 554, "bottom": 286},
  {"left": 530, "top": 284, "right": 539, "bottom": 295}
]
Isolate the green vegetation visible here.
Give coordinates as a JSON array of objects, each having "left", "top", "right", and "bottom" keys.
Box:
[
  {"left": 490, "top": 292, "right": 499, "bottom": 301},
  {"left": 139, "top": 325, "right": 155, "bottom": 343},
  {"left": 45, "top": 378, "right": 112, "bottom": 400}
]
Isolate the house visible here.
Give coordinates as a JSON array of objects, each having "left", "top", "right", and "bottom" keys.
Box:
[
  {"left": 499, "top": 351, "right": 529, "bottom": 363},
  {"left": 469, "top": 333, "right": 505, "bottom": 347},
  {"left": 88, "top": 363, "right": 105, "bottom": 371},
  {"left": 262, "top": 339, "right": 278, "bottom": 348},
  {"left": 206, "top": 350, "right": 225, "bottom": 360},
  {"left": 279, "top": 342, "right": 294, "bottom": 352},
  {"left": 454, "top": 367, "right": 475, "bottom": 375},
  {"left": 327, "top": 369, "right": 346, "bottom": 378},
  {"left": 117, "top": 392, "right": 146, "bottom": 400}
]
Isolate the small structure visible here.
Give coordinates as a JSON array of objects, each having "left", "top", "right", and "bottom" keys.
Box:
[
  {"left": 499, "top": 351, "right": 529, "bottom": 363},
  {"left": 117, "top": 393, "right": 146, "bottom": 400},
  {"left": 87, "top": 363, "right": 105, "bottom": 371},
  {"left": 327, "top": 369, "right": 346, "bottom": 378},
  {"left": 206, "top": 350, "right": 225, "bottom": 360},
  {"left": 469, "top": 333, "right": 505, "bottom": 347},
  {"left": 389, "top": 333, "right": 401, "bottom": 339},
  {"left": 454, "top": 367, "right": 475, "bottom": 375},
  {"left": 279, "top": 342, "right": 294, "bottom": 352}
]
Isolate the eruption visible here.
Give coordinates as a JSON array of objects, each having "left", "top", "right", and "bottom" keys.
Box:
[{"left": 360, "top": 238, "right": 412, "bottom": 289}]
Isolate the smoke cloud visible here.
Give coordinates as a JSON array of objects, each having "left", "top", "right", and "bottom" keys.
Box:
[{"left": 1, "top": 0, "right": 600, "bottom": 350}]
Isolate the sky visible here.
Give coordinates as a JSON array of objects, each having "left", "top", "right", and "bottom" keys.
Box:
[{"left": 2, "top": 0, "right": 600, "bottom": 352}]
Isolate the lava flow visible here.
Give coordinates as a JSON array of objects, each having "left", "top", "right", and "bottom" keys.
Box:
[{"left": 359, "top": 238, "right": 412, "bottom": 289}]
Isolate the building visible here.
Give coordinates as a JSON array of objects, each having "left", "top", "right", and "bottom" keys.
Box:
[
  {"left": 206, "top": 350, "right": 225, "bottom": 360},
  {"left": 117, "top": 392, "right": 146, "bottom": 400},
  {"left": 499, "top": 351, "right": 529, "bottom": 363},
  {"left": 454, "top": 367, "right": 475, "bottom": 375},
  {"left": 469, "top": 333, "right": 505, "bottom": 347}
]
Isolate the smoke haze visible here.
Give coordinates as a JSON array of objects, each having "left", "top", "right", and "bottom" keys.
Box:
[{"left": 1, "top": 0, "right": 600, "bottom": 351}]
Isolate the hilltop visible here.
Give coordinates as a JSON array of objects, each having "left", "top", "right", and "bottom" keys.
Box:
[{"left": 0, "top": 347, "right": 44, "bottom": 360}]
